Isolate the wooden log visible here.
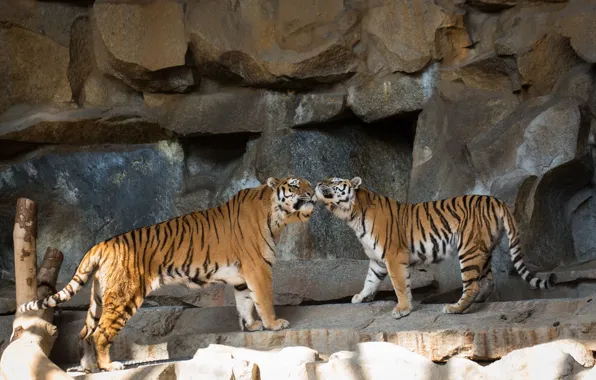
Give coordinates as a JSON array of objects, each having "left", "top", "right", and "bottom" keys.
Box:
[
  {"left": 13, "top": 198, "right": 38, "bottom": 311},
  {"left": 0, "top": 198, "right": 71, "bottom": 380}
]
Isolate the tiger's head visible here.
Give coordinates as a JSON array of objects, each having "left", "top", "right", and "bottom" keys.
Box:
[
  {"left": 267, "top": 176, "right": 316, "bottom": 221},
  {"left": 315, "top": 176, "right": 362, "bottom": 216}
]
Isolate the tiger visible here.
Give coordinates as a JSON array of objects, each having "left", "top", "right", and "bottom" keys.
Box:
[
  {"left": 315, "top": 176, "right": 554, "bottom": 320},
  {"left": 18, "top": 176, "right": 316, "bottom": 372}
]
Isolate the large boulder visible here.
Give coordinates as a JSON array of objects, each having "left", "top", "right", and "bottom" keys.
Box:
[
  {"left": 362, "top": 0, "right": 469, "bottom": 74},
  {"left": 347, "top": 68, "right": 438, "bottom": 122},
  {"left": 0, "top": 142, "right": 185, "bottom": 282},
  {"left": 409, "top": 80, "right": 592, "bottom": 297},
  {"left": 69, "top": 16, "right": 142, "bottom": 108},
  {"left": 239, "top": 123, "right": 413, "bottom": 261},
  {"left": 185, "top": 0, "right": 361, "bottom": 88},
  {"left": 0, "top": 23, "right": 71, "bottom": 113},
  {"left": 91, "top": 1, "right": 193, "bottom": 93},
  {"left": 144, "top": 90, "right": 346, "bottom": 136},
  {"left": 494, "top": 3, "right": 581, "bottom": 97},
  {"left": 558, "top": 0, "right": 596, "bottom": 63}
]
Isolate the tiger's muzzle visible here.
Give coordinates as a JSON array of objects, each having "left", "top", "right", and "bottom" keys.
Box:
[{"left": 315, "top": 183, "right": 334, "bottom": 200}]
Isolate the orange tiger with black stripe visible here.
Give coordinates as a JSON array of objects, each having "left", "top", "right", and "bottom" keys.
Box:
[
  {"left": 18, "top": 176, "right": 316, "bottom": 372},
  {"left": 315, "top": 176, "right": 554, "bottom": 319}
]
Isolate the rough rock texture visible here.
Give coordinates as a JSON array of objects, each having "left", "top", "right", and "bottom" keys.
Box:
[
  {"left": 1, "top": 296, "right": 596, "bottom": 367},
  {"left": 92, "top": 1, "right": 194, "bottom": 93},
  {"left": 0, "top": 23, "right": 71, "bottom": 113},
  {"left": 1, "top": 0, "right": 596, "bottom": 307},
  {"left": 185, "top": 0, "right": 361, "bottom": 87},
  {"left": 409, "top": 78, "right": 593, "bottom": 294},
  {"left": 0, "top": 105, "right": 170, "bottom": 144},
  {"left": 558, "top": 0, "right": 596, "bottom": 63},
  {"left": 144, "top": 90, "right": 347, "bottom": 136},
  {"left": 0, "top": 142, "right": 185, "bottom": 282}
]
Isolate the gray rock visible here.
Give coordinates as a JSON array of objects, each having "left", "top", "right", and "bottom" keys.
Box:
[
  {"left": 0, "top": 142, "right": 185, "bottom": 283},
  {"left": 245, "top": 124, "right": 412, "bottom": 261},
  {"left": 469, "top": 96, "right": 592, "bottom": 270},
  {"left": 409, "top": 80, "right": 592, "bottom": 295},
  {"left": 144, "top": 90, "right": 346, "bottom": 136},
  {"left": 347, "top": 70, "right": 436, "bottom": 122},
  {"left": 553, "top": 63, "right": 596, "bottom": 104}
]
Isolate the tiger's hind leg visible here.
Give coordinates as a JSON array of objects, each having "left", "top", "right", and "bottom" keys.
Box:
[
  {"left": 233, "top": 283, "right": 263, "bottom": 332},
  {"left": 352, "top": 260, "right": 387, "bottom": 304},
  {"left": 78, "top": 277, "right": 102, "bottom": 373},
  {"left": 474, "top": 268, "right": 494, "bottom": 303},
  {"left": 92, "top": 289, "right": 143, "bottom": 371},
  {"left": 443, "top": 245, "right": 489, "bottom": 314}
]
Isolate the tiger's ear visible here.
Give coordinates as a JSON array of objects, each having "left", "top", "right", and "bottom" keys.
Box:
[
  {"left": 267, "top": 177, "right": 279, "bottom": 188},
  {"left": 350, "top": 177, "right": 362, "bottom": 189}
]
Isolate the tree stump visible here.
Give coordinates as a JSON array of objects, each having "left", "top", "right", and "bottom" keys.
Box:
[{"left": 0, "top": 198, "right": 71, "bottom": 380}]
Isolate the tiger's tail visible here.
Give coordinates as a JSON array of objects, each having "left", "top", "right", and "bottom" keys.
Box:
[
  {"left": 500, "top": 202, "right": 554, "bottom": 289},
  {"left": 18, "top": 244, "right": 102, "bottom": 313}
]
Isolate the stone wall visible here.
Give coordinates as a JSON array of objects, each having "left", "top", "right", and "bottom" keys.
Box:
[{"left": 0, "top": 0, "right": 595, "bottom": 306}]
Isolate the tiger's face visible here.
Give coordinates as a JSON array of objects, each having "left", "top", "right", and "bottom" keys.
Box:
[
  {"left": 315, "top": 176, "right": 362, "bottom": 212},
  {"left": 267, "top": 176, "right": 316, "bottom": 219}
]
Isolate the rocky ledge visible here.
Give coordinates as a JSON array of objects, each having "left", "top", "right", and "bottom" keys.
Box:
[{"left": 1, "top": 296, "right": 595, "bottom": 370}]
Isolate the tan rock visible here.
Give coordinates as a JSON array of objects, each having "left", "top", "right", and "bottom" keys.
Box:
[
  {"left": 559, "top": 0, "right": 596, "bottom": 63},
  {"left": 443, "top": 53, "right": 521, "bottom": 92},
  {"left": 0, "top": 24, "right": 71, "bottom": 113},
  {"left": 494, "top": 3, "right": 581, "bottom": 97},
  {"left": 0, "top": 105, "right": 170, "bottom": 144},
  {"left": 93, "top": 2, "right": 186, "bottom": 71},
  {"left": 362, "top": 0, "right": 464, "bottom": 74},
  {"left": 91, "top": 1, "right": 193, "bottom": 93},
  {"left": 185, "top": 0, "right": 360, "bottom": 87},
  {"left": 68, "top": 16, "right": 141, "bottom": 108}
]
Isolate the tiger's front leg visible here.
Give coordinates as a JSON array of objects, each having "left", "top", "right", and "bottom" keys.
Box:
[
  {"left": 352, "top": 259, "right": 387, "bottom": 303},
  {"left": 385, "top": 250, "right": 413, "bottom": 319},
  {"left": 243, "top": 263, "right": 289, "bottom": 331},
  {"left": 233, "top": 283, "right": 263, "bottom": 332}
]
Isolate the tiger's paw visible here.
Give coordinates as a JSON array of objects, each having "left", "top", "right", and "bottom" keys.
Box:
[
  {"left": 352, "top": 293, "right": 374, "bottom": 304},
  {"left": 391, "top": 305, "right": 411, "bottom": 319},
  {"left": 442, "top": 303, "right": 464, "bottom": 314},
  {"left": 265, "top": 318, "right": 290, "bottom": 331},
  {"left": 99, "top": 361, "right": 124, "bottom": 372},
  {"left": 245, "top": 320, "right": 264, "bottom": 332}
]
